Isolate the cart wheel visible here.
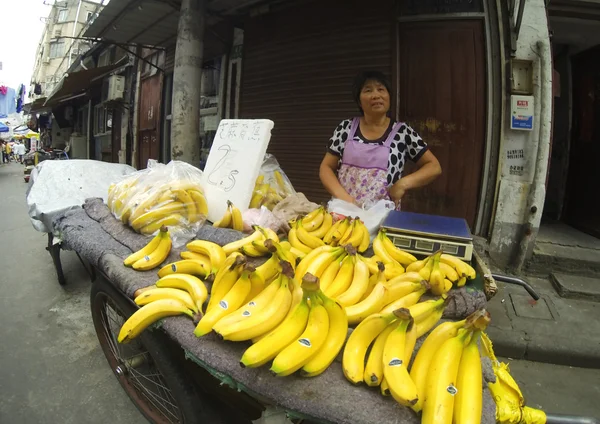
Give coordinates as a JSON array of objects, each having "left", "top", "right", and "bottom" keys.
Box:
[{"left": 90, "top": 276, "right": 228, "bottom": 424}]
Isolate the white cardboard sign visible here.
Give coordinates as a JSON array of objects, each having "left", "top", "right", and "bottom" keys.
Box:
[{"left": 203, "top": 119, "right": 274, "bottom": 222}]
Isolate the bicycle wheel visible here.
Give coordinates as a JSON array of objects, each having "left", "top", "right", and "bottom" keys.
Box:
[{"left": 90, "top": 276, "right": 230, "bottom": 424}]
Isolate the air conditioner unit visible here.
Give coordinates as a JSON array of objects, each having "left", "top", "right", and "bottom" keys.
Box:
[{"left": 106, "top": 75, "right": 125, "bottom": 101}]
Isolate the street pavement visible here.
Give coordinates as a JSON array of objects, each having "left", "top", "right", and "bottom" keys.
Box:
[{"left": 0, "top": 161, "right": 599, "bottom": 423}]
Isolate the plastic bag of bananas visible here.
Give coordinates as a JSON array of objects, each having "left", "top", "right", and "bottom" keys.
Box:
[
  {"left": 108, "top": 160, "right": 208, "bottom": 246},
  {"left": 249, "top": 154, "right": 296, "bottom": 211}
]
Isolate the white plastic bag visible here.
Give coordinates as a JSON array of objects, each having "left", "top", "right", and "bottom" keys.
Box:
[
  {"left": 327, "top": 198, "right": 394, "bottom": 237},
  {"left": 242, "top": 206, "right": 287, "bottom": 234},
  {"left": 250, "top": 154, "right": 296, "bottom": 210}
]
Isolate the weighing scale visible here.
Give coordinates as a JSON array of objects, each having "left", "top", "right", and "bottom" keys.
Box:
[{"left": 381, "top": 211, "right": 473, "bottom": 261}]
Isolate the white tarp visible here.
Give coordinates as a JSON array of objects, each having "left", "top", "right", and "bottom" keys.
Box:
[{"left": 26, "top": 159, "right": 136, "bottom": 233}]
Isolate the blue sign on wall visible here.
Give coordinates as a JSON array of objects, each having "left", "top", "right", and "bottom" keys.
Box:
[{"left": 511, "top": 115, "right": 533, "bottom": 130}]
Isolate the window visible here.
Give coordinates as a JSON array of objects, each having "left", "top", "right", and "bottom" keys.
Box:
[
  {"left": 75, "top": 106, "right": 88, "bottom": 135},
  {"left": 86, "top": 11, "right": 97, "bottom": 23},
  {"left": 49, "top": 41, "right": 64, "bottom": 59},
  {"left": 57, "top": 9, "right": 68, "bottom": 22},
  {"left": 93, "top": 104, "right": 112, "bottom": 135},
  {"left": 141, "top": 51, "right": 165, "bottom": 77}
]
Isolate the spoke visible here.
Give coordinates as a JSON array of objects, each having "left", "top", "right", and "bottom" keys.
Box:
[{"left": 129, "top": 369, "right": 179, "bottom": 422}]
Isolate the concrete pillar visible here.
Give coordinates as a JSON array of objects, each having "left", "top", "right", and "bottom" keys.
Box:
[{"left": 170, "top": 0, "right": 205, "bottom": 165}]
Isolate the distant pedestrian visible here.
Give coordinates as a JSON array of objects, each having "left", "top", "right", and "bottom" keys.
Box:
[
  {"left": 14, "top": 142, "right": 26, "bottom": 164},
  {"left": 5, "top": 142, "right": 12, "bottom": 163},
  {"left": 2, "top": 142, "right": 9, "bottom": 163}
]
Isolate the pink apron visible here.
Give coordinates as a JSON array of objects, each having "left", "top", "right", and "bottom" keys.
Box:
[{"left": 337, "top": 117, "right": 402, "bottom": 210}]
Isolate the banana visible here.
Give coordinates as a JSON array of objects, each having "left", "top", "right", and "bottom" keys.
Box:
[
  {"left": 364, "top": 320, "right": 396, "bottom": 386},
  {"left": 139, "top": 214, "right": 184, "bottom": 235},
  {"left": 124, "top": 228, "right": 165, "bottom": 267},
  {"left": 270, "top": 299, "right": 329, "bottom": 376},
  {"left": 346, "top": 220, "right": 365, "bottom": 248},
  {"left": 323, "top": 218, "right": 343, "bottom": 244},
  {"left": 213, "top": 203, "right": 232, "bottom": 228},
  {"left": 133, "top": 284, "right": 157, "bottom": 298},
  {"left": 429, "top": 252, "right": 445, "bottom": 296},
  {"left": 440, "top": 254, "right": 476, "bottom": 279},
  {"left": 380, "top": 286, "right": 428, "bottom": 314},
  {"left": 293, "top": 245, "right": 336, "bottom": 282},
  {"left": 342, "top": 311, "right": 396, "bottom": 384},
  {"left": 252, "top": 239, "right": 271, "bottom": 255},
  {"left": 245, "top": 270, "right": 266, "bottom": 304},
  {"left": 359, "top": 255, "right": 381, "bottom": 275},
  {"left": 439, "top": 262, "right": 459, "bottom": 282},
  {"left": 421, "top": 329, "right": 470, "bottom": 422},
  {"left": 222, "top": 230, "right": 264, "bottom": 255},
  {"left": 206, "top": 254, "right": 246, "bottom": 312},
  {"left": 404, "top": 318, "right": 418, "bottom": 366},
  {"left": 357, "top": 221, "right": 370, "bottom": 253},
  {"left": 157, "top": 260, "right": 210, "bottom": 279},
  {"left": 186, "top": 240, "right": 226, "bottom": 270},
  {"left": 302, "top": 248, "right": 345, "bottom": 281},
  {"left": 338, "top": 219, "right": 356, "bottom": 245},
  {"left": 406, "top": 258, "right": 428, "bottom": 273},
  {"left": 296, "top": 220, "right": 326, "bottom": 249},
  {"left": 280, "top": 241, "right": 292, "bottom": 250},
  {"left": 157, "top": 189, "right": 175, "bottom": 206},
  {"left": 414, "top": 297, "right": 448, "bottom": 338},
  {"left": 454, "top": 330, "right": 483, "bottom": 424},
  {"left": 384, "top": 262, "right": 405, "bottom": 280},
  {"left": 132, "top": 230, "right": 172, "bottom": 271},
  {"left": 194, "top": 266, "right": 253, "bottom": 337},
  {"left": 302, "top": 207, "right": 325, "bottom": 231},
  {"left": 336, "top": 257, "right": 370, "bottom": 307},
  {"left": 331, "top": 217, "right": 351, "bottom": 245},
  {"left": 457, "top": 276, "right": 468, "bottom": 287},
  {"left": 155, "top": 273, "right": 208, "bottom": 312},
  {"left": 419, "top": 257, "right": 434, "bottom": 280},
  {"left": 180, "top": 251, "right": 215, "bottom": 274},
  {"left": 380, "top": 230, "right": 418, "bottom": 265},
  {"left": 118, "top": 299, "right": 193, "bottom": 343},
  {"left": 308, "top": 211, "right": 333, "bottom": 239},
  {"left": 249, "top": 189, "right": 265, "bottom": 209},
  {"left": 382, "top": 309, "right": 419, "bottom": 408},
  {"left": 264, "top": 239, "right": 295, "bottom": 268},
  {"left": 274, "top": 170, "right": 292, "bottom": 195},
  {"left": 381, "top": 378, "right": 390, "bottom": 396},
  {"left": 188, "top": 189, "right": 208, "bottom": 216},
  {"left": 301, "top": 292, "right": 348, "bottom": 377},
  {"left": 383, "top": 279, "right": 427, "bottom": 305},
  {"left": 254, "top": 254, "right": 281, "bottom": 283},
  {"left": 372, "top": 231, "right": 397, "bottom": 264},
  {"left": 134, "top": 287, "right": 198, "bottom": 312},
  {"left": 128, "top": 188, "right": 163, "bottom": 223},
  {"left": 131, "top": 202, "right": 186, "bottom": 231},
  {"left": 173, "top": 188, "right": 196, "bottom": 221},
  {"left": 289, "top": 246, "right": 307, "bottom": 259},
  {"left": 345, "top": 282, "right": 388, "bottom": 325},
  {"left": 242, "top": 243, "right": 265, "bottom": 258},
  {"left": 319, "top": 257, "right": 343, "bottom": 293},
  {"left": 410, "top": 319, "right": 467, "bottom": 412},
  {"left": 230, "top": 201, "right": 244, "bottom": 231},
  {"left": 323, "top": 255, "right": 355, "bottom": 298},
  {"left": 216, "top": 275, "right": 292, "bottom": 341}
]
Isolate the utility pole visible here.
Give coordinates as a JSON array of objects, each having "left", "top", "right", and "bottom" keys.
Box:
[{"left": 170, "top": 0, "right": 205, "bottom": 166}]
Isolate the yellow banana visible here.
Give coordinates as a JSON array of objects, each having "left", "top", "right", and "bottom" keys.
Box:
[
  {"left": 230, "top": 201, "right": 244, "bottom": 231},
  {"left": 186, "top": 240, "right": 226, "bottom": 270},
  {"left": 454, "top": 330, "right": 483, "bottom": 424},
  {"left": 359, "top": 255, "right": 381, "bottom": 275},
  {"left": 222, "top": 230, "right": 264, "bottom": 255},
  {"left": 206, "top": 254, "right": 246, "bottom": 312},
  {"left": 380, "top": 286, "right": 428, "bottom": 314},
  {"left": 302, "top": 248, "right": 345, "bottom": 281},
  {"left": 383, "top": 279, "right": 427, "bottom": 305},
  {"left": 319, "top": 257, "right": 343, "bottom": 293},
  {"left": 406, "top": 257, "right": 428, "bottom": 273},
  {"left": 346, "top": 220, "right": 365, "bottom": 248},
  {"left": 251, "top": 239, "right": 271, "bottom": 255},
  {"left": 439, "top": 262, "right": 459, "bottom": 282},
  {"left": 139, "top": 214, "right": 184, "bottom": 235},
  {"left": 270, "top": 300, "right": 329, "bottom": 376},
  {"left": 188, "top": 189, "right": 208, "bottom": 216},
  {"left": 429, "top": 252, "right": 446, "bottom": 296},
  {"left": 364, "top": 320, "right": 396, "bottom": 386},
  {"left": 357, "top": 221, "right": 371, "bottom": 253},
  {"left": 118, "top": 299, "right": 193, "bottom": 343},
  {"left": 156, "top": 189, "right": 175, "bottom": 205},
  {"left": 331, "top": 217, "right": 351, "bottom": 245},
  {"left": 296, "top": 220, "right": 325, "bottom": 249},
  {"left": 155, "top": 273, "right": 208, "bottom": 312},
  {"left": 289, "top": 246, "right": 306, "bottom": 259},
  {"left": 132, "top": 231, "right": 172, "bottom": 271},
  {"left": 323, "top": 218, "right": 343, "bottom": 244},
  {"left": 274, "top": 170, "right": 292, "bottom": 195},
  {"left": 419, "top": 257, "right": 434, "bottom": 280},
  {"left": 157, "top": 259, "right": 210, "bottom": 279},
  {"left": 128, "top": 188, "right": 163, "bottom": 223},
  {"left": 308, "top": 212, "right": 333, "bottom": 239},
  {"left": 172, "top": 188, "right": 196, "bottom": 221},
  {"left": 336, "top": 257, "right": 370, "bottom": 307},
  {"left": 404, "top": 318, "right": 417, "bottom": 365},
  {"left": 440, "top": 254, "right": 476, "bottom": 279},
  {"left": 213, "top": 203, "right": 232, "bottom": 228},
  {"left": 338, "top": 219, "right": 356, "bottom": 245},
  {"left": 124, "top": 229, "right": 165, "bottom": 267},
  {"left": 131, "top": 202, "right": 185, "bottom": 231},
  {"left": 180, "top": 251, "right": 215, "bottom": 274},
  {"left": 381, "top": 378, "right": 390, "bottom": 396},
  {"left": 134, "top": 287, "right": 197, "bottom": 313},
  {"left": 280, "top": 241, "right": 292, "bottom": 250},
  {"left": 323, "top": 254, "right": 355, "bottom": 298},
  {"left": 301, "top": 292, "right": 348, "bottom": 377},
  {"left": 249, "top": 189, "right": 265, "bottom": 209},
  {"left": 242, "top": 242, "right": 265, "bottom": 258},
  {"left": 457, "top": 276, "right": 468, "bottom": 287},
  {"left": 410, "top": 319, "right": 467, "bottom": 412},
  {"left": 293, "top": 245, "right": 336, "bottom": 281},
  {"left": 342, "top": 311, "right": 396, "bottom": 384},
  {"left": 302, "top": 207, "right": 325, "bottom": 231},
  {"left": 421, "top": 329, "right": 470, "bottom": 421},
  {"left": 372, "top": 231, "right": 397, "bottom": 264},
  {"left": 414, "top": 297, "right": 447, "bottom": 338},
  {"left": 345, "top": 282, "right": 388, "bottom": 325},
  {"left": 384, "top": 262, "right": 405, "bottom": 280},
  {"left": 382, "top": 310, "right": 419, "bottom": 408},
  {"left": 245, "top": 270, "right": 266, "bottom": 304},
  {"left": 254, "top": 254, "right": 281, "bottom": 283},
  {"left": 194, "top": 266, "right": 253, "bottom": 337},
  {"left": 380, "top": 230, "right": 417, "bottom": 265}
]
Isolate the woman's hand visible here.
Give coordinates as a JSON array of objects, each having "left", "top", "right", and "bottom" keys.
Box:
[
  {"left": 320, "top": 153, "right": 356, "bottom": 203},
  {"left": 390, "top": 151, "right": 442, "bottom": 206},
  {"left": 389, "top": 179, "right": 408, "bottom": 207}
]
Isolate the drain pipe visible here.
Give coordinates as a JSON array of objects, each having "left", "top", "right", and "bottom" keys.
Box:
[{"left": 514, "top": 40, "right": 553, "bottom": 272}]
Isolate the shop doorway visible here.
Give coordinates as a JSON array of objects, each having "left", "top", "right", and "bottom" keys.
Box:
[
  {"left": 138, "top": 73, "right": 162, "bottom": 169},
  {"left": 397, "top": 20, "right": 486, "bottom": 229}
]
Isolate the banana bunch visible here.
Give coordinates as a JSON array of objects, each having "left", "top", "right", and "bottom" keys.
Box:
[
  {"left": 219, "top": 225, "right": 280, "bottom": 258},
  {"left": 406, "top": 250, "right": 477, "bottom": 295},
  {"left": 373, "top": 229, "right": 418, "bottom": 267},
  {"left": 212, "top": 200, "right": 244, "bottom": 231},
  {"left": 479, "top": 332, "right": 547, "bottom": 424},
  {"left": 416, "top": 310, "right": 491, "bottom": 422},
  {"left": 108, "top": 177, "right": 208, "bottom": 235},
  {"left": 249, "top": 171, "right": 293, "bottom": 210},
  {"left": 117, "top": 273, "right": 209, "bottom": 343},
  {"left": 240, "top": 273, "right": 348, "bottom": 377},
  {"left": 123, "top": 227, "right": 172, "bottom": 271}
]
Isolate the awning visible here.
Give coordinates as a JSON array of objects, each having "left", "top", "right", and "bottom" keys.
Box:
[
  {"left": 23, "top": 98, "right": 50, "bottom": 114},
  {"left": 44, "top": 63, "right": 123, "bottom": 107},
  {"left": 83, "top": 0, "right": 282, "bottom": 48}
]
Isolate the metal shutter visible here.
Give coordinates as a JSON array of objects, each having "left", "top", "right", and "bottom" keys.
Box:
[{"left": 241, "top": 0, "right": 393, "bottom": 203}]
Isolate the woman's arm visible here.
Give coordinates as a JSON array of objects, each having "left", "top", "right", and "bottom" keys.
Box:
[
  {"left": 389, "top": 150, "right": 442, "bottom": 203},
  {"left": 319, "top": 153, "right": 356, "bottom": 204}
]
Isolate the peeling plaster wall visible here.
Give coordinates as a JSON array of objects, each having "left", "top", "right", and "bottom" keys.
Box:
[{"left": 489, "top": 0, "right": 552, "bottom": 267}]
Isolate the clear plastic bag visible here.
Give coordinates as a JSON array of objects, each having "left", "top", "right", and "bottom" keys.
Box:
[
  {"left": 249, "top": 154, "right": 296, "bottom": 211},
  {"left": 108, "top": 160, "right": 208, "bottom": 246},
  {"left": 327, "top": 198, "right": 394, "bottom": 237}
]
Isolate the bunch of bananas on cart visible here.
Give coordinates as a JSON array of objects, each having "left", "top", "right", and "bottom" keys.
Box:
[
  {"left": 108, "top": 176, "right": 208, "bottom": 235},
  {"left": 249, "top": 171, "right": 294, "bottom": 210},
  {"left": 212, "top": 200, "right": 244, "bottom": 231},
  {"left": 123, "top": 226, "right": 172, "bottom": 271}
]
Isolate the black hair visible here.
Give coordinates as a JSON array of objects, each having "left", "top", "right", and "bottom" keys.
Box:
[{"left": 352, "top": 70, "right": 392, "bottom": 114}]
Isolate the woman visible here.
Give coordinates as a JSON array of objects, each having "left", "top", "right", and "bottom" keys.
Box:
[{"left": 319, "top": 71, "right": 441, "bottom": 209}]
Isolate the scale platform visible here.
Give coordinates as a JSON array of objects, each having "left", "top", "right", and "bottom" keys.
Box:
[{"left": 381, "top": 211, "right": 473, "bottom": 261}]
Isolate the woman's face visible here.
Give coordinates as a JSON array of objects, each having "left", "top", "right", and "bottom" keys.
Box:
[{"left": 359, "top": 79, "right": 390, "bottom": 116}]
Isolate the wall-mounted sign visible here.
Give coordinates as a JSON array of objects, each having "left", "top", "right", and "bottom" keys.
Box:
[{"left": 510, "top": 95, "right": 534, "bottom": 131}]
